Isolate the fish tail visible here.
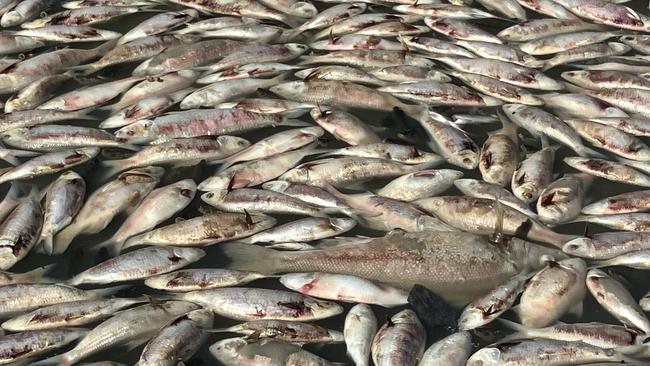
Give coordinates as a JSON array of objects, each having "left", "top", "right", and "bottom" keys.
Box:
[{"left": 221, "top": 243, "right": 281, "bottom": 275}]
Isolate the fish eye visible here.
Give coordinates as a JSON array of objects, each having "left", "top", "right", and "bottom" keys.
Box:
[
  {"left": 126, "top": 130, "right": 135, "bottom": 136},
  {"left": 565, "top": 244, "right": 581, "bottom": 251},
  {"left": 206, "top": 192, "right": 214, "bottom": 199}
]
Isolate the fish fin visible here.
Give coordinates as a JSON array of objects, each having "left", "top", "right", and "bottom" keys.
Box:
[{"left": 221, "top": 243, "right": 281, "bottom": 275}]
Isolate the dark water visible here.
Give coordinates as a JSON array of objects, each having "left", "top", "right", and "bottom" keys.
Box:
[{"left": 3, "top": 0, "right": 650, "bottom": 364}]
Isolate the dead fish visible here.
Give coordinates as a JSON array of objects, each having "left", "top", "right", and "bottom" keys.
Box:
[
  {"left": 0, "top": 148, "right": 98, "bottom": 186},
  {"left": 2, "top": 125, "right": 138, "bottom": 152},
  {"left": 416, "top": 196, "right": 573, "bottom": 246},
  {"left": 322, "top": 143, "right": 443, "bottom": 166},
  {"left": 21, "top": 5, "right": 140, "bottom": 28},
  {"left": 564, "top": 119, "right": 650, "bottom": 160},
  {"left": 1, "top": 297, "right": 146, "bottom": 331},
  {"left": 511, "top": 146, "right": 557, "bottom": 203},
  {"left": 371, "top": 309, "right": 426, "bottom": 366},
  {"left": 14, "top": 25, "right": 121, "bottom": 43},
  {"left": 144, "top": 268, "right": 266, "bottom": 292},
  {"left": 201, "top": 188, "right": 328, "bottom": 217},
  {"left": 466, "top": 338, "right": 632, "bottom": 365},
  {"left": 561, "top": 69, "right": 650, "bottom": 91},
  {"left": 563, "top": 232, "right": 650, "bottom": 259},
  {"left": 554, "top": 0, "right": 650, "bottom": 31},
  {"left": 214, "top": 319, "right": 342, "bottom": 344},
  {"left": 518, "top": 258, "right": 587, "bottom": 328},
  {"left": 571, "top": 213, "right": 650, "bottom": 232},
  {"left": 210, "top": 337, "right": 338, "bottom": 366},
  {"left": 117, "top": 9, "right": 198, "bottom": 45},
  {"left": 310, "top": 108, "right": 381, "bottom": 146},
  {"left": 121, "top": 211, "right": 276, "bottom": 249},
  {"left": 454, "top": 178, "right": 537, "bottom": 218},
  {"left": 280, "top": 272, "right": 409, "bottom": 307},
  {"left": 582, "top": 189, "right": 650, "bottom": 215},
  {"left": 0, "top": 33, "right": 44, "bottom": 56},
  {"left": 459, "top": 272, "right": 529, "bottom": 330},
  {"left": 425, "top": 18, "right": 502, "bottom": 44},
  {"left": 0, "top": 328, "right": 87, "bottom": 365},
  {"left": 345, "top": 304, "right": 377, "bottom": 366},
  {"left": 419, "top": 331, "right": 472, "bottom": 366},
  {"left": 38, "top": 171, "right": 85, "bottom": 255},
  {"left": 377, "top": 169, "right": 463, "bottom": 202},
  {"left": 503, "top": 104, "right": 602, "bottom": 157},
  {"left": 98, "top": 179, "right": 196, "bottom": 255},
  {"left": 564, "top": 157, "right": 650, "bottom": 187},
  {"left": 179, "top": 287, "right": 343, "bottom": 321},
  {"left": 586, "top": 269, "right": 650, "bottom": 333},
  {"left": 4, "top": 75, "right": 71, "bottom": 113},
  {"left": 498, "top": 19, "right": 607, "bottom": 42},
  {"left": 0, "top": 198, "right": 42, "bottom": 270},
  {"left": 539, "top": 92, "right": 628, "bottom": 119},
  {"left": 479, "top": 116, "right": 519, "bottom": 186},
  {"left": 136, "top": 309, "right": 213, "bottom": 366},
  {"left": 262, "top": 180, "right": 347, "bottom": 209},
  {"left": 536, "top": 173, "right": 593, "bottom": 225},
  {"left": 1, "top": 0, "right": 54, "bottom": 27},
  {"left": 221, "top": 230, "right": 558, "bottom": 306},
  {"left": 243, "top": 217, "right": 356, "bottom": 244}
]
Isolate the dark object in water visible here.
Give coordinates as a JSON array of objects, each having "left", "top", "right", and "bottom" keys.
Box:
[{"left": 408, "top": 284, "right": 458, "bottom": 342}]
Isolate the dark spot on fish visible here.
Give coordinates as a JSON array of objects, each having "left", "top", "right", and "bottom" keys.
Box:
[
  {"left": 540, "top": 192, "right": 556, "bottom": 207},
  {"left": 168, "top": 254, "right": 183, "bottom": 263},
  {"left": 277, "top": 301, "right": 308, "bottom": 317},
  {"left": 495, "top": 341, "right": 523, "bottom": 352},
  {"left": 482, "top": 150, "right": 493, "bottom": 169},
  {"left": 583, "top": 159, "right": 613, "bottom": 174},
  {"left": 514, "top": 219, "right": 533, "bottom": 239},
  {"left": 180, "top": 189, "right": 193, "bottom": 198},
  {"left": 2, "top": 345, "right": 33, "bottom": 360},
  {"left": 63, "top": 151, "right": 86, "bottom": 165},
  {"left": 516, "top": 172, "right": 526, "bottom": 185}
]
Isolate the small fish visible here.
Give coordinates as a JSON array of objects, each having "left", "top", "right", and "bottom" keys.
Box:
[
  {"left": 38, "top": 76, "right": 143, "bottom": 111},
  {"left": 310, "top": 108, "right": 381, "bottom": 146},
  {"left": 372, "top": 309, "right": 426, "bottom": 366},
  {"left": 0, "top": 33, "right": 43, "bottom": 56},
  {"left": 536, "top": 173, "right": 593, "bottom": 225},
  {"left": 262, "top": 180, "right": 347, "bottom": 209},
  {"left": 563, "top": 232, "right": 650, "bottom": 259},
  {"left": 562, "top": 69, "right": 650, "bottom": 91},
  {"left": 504, "top": 104, "right": 602, "bottom": 157},
  {"left": 117, "top": 9, "right": 198, "bottom": 45},
  {"left": 345, "top": 304, "right": 377, "bottom": 366},
  {"left": 498, "top": 19, "right": 607, "bottom": 42},
  {"left": 571, "top": 213, "right": 650, "bottom": 232},
  {"left": 21, "top": 5, "right": 139, "bottom": 28},
  {"left": 2, "top": 297, "right": 146, "bottom": 331},
  {"left": 2, "top": 125, "right": 138, "bottom": 152},
  {"left": 0, "top": 328, "right": 87, "bottom": 364},
  {"left": 0, "top": 198, "right": 42, "bottom": 270},
  {"left": 479, "top": 116, "right": 519, "bottom": 186},
  {"left": 144, "top": 268, "right": 266, "bottom": 292},
  {"left": 98, "top": 179, "right": 196, "bottom": 255},
  {"left": 564, "top": 157, "right": 650, "bottom": 187},
  {"left": 454, "top": 178, "right": 537, "bottom": 217},
  {"left": 1, "top": 0, "right": 54, "bottom": 27},
  {"left": 4, "top": 75, "right": 71, "bottom": 113},
  {"left": 322, "top": 143, "right": 443, "bottom": 165},
  {"left": 586, "top": 269, "right": 650, "bottom": 333},
  {"left": 14, "top": 25, "right": 121, "bottom": 43},
  {"left": 0, "top": 148, "right": 98, "bottom": 186},
  {"left": 39, "top": 171, "right": 85, "bottom": 255},
  {"left": 582, "top": 189, "right": 650, "bottom": 215},
  {"left": 554, "top": 0, "right": 650, "bottom": 31},
  {"left": 540, "top": 92, "right": 629, "bottom": 119},
  {"left": 210, "top": 338, "right": 338, "bottom": 365},
  {"left": 280, "top": 272, "right": 409, "bottom": 307},
  {"left": 201, "top": 188, "right": 328, "bottom": 217},
  {"left": 466, "top": 338, "right": 632, "bottom": 365},
  {"left": 419, "top": 331, "right": 472, "bottom": 366},
  {"left": 243, "top": 217, "right": 355, "bottom": 244},
  {"left": 121, "top": 212, "right": 276, "bottom": 249},
  {"left": 136, "top": 309, "right": 213, "bottom": 366},
  {"left": 565, "top": 120, "right": 650, "bottom": 160},
  {"left": 215, "top": 319, "right": 343, "bottom": 344},
  {"left": 459, "top": 272, "right": 529, "bottom": 330},
  {"left": 519, "top": 31, "right": 621, "bottom": 55},
  {"left": 180, "top": 287, "right": 343, "bottom": 321},
  {"left": 518, "top": 258, "right": 587, "bottom": 328},
  {"left": 426, "top": 18, "right": 502, "bottom": 44},
  {"left": 377, "top": 169, "right": 462, "bottom": 202}
]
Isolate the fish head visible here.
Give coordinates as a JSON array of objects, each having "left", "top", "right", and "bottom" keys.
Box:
[
  {"left": 559, "top": 257, "right": 587, "bottom": 276},
  {"left": 201, "top": 190, "right": 228, "bottom": 205},
  {"left": 0, "top": 11, "right": 23, "bottom": 28},
  {"left": 198, "top": 174, "right": 232, "bottom": 191},
  {"left": 285, "top": 43, "right": 310, "bottom": 56},
  {"left": 562, "top": 237, "right": 596, "bottom": 258},
  {"left": 179, "top": 89, "right": 217, "bottom": 109},
  {"left": 619, "top": 35, "right": 643, "bottom": 46},
  {"left": 290, "top": 1, "right": 318, "bottom": 18},
  {"left": 279, "top": 273, "right": 316, "bottom": 293},
  {"left": 458, "top": 307, "right": 489, "bottom": 331},
  {"left": 1, "top": 128, "right": 28, "bottom": 145},
  {"left": 169, "top": 247, "right": 205, "bottom": 263},
  {"left": 171, "top": 179, "right": 197, "bottom": 199},
  {"left": 261, "top": 180, "right": 290, "bottom": 193},
  {"left": 453, "top": 178, "right": 478, "bottom": 193},
  {"left": 114, "top": 119, "right": 156, "bottom": 143},
  {"left": 303, "top": 297, "right": 344, "bottom": 319},
  {"left": 209, "top": 337, "right": 247, "bottom": 364},
  {"left": 449, "top": 149, "right": 479, "bottom": 170},
  {"left": 269, "top": 81, "right": 305, "bottom": 99},
  {"left": 560, "top": 70, "right": 590, "bottom": 85},
  {"left": 218, "top": 135, "right": 251, "bottom": 153},
  {"left": 466, "top": 347, "right": 502, "bottom": 366}
]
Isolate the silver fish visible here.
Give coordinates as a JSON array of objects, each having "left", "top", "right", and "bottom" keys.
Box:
[
  {"left": 371, "top": 309, "right": 425, "bottom": 366},
  {"left": 144, "top": 268, "right": 266, "bottom": 292},
  {"left": 345, "top": 304, "right": 377, "bottom": 366},
  {"left": 39, "top": 171, "right": 85, "bottom": 255}
]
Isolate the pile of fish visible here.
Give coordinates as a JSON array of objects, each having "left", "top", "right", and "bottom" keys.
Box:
[{"left": 5, "top": 0, "right": 650, "bottom": 365}]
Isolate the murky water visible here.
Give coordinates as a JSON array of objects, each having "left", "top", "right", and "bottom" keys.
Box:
[{"left": 4, "top": 0, "right": 650, "bottom": 364}]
